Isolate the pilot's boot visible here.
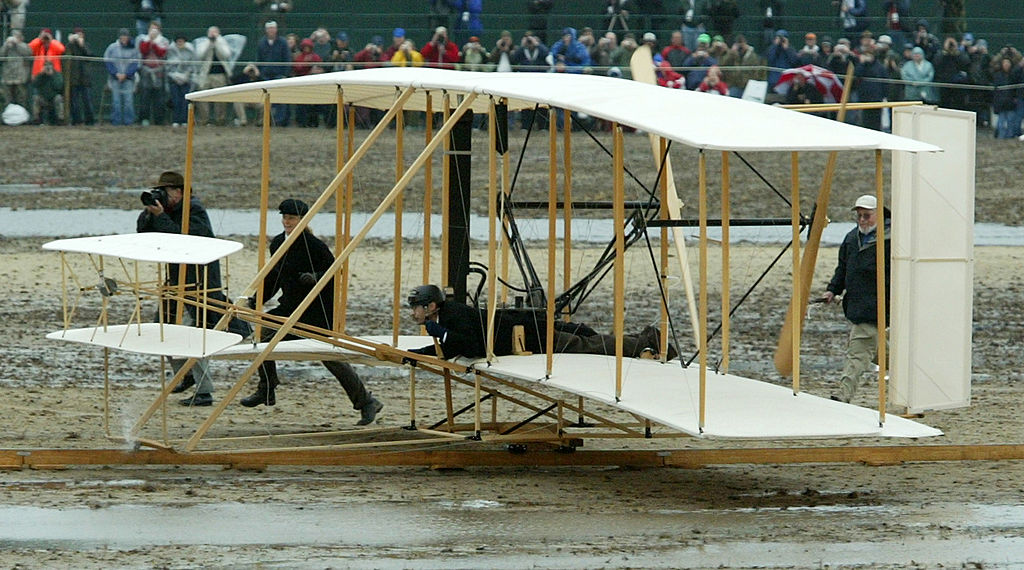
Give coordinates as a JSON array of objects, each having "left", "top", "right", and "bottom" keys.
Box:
[{"left": 241, "top": 363, "right": 279, "bottom": 407}]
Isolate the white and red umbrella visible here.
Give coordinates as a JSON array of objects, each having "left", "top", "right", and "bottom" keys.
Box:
[{"left": 774, "top": 64, "right": 845, "bottom": 103}]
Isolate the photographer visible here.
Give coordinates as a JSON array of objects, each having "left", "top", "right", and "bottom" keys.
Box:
[
  {"left": 765, "top": 29, "right": 797, "bottom": 91},
  {"left": 511, "top": 30, "right": 549, "bottom": 72},
  {"left": 461, "top": 36, "right": 491, "bottom": 72},
  {"left": 0, "top": 31, "right": 31, "bottom": 109},
  {"left": 420, "top": 26, "right": 459, "bottom": 69},
  {"left": 28, "top": 27, "right": 65, "bottom": 77},
  {"left": 137, "top": 171, "right": 225, "bottom": 407},
  {"left": 65, "top": 28, "right": 96, "bottom": 125},
  {"left": 488, "top": 30, "right": 514, "bottom": 71}
]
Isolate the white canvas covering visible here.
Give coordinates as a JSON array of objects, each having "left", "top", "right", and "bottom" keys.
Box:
[
  {"left": 889, "top": 107, "right": 974, "bottom": 412},
  {"left": 47, "top": 323, "right": 242, "bottom": 358},
  {"left": 214, "top": 336, "right": 941, "bottom": 440},
  {"left": 186, "top": 67, "right": 941, "bottom": 153},
  {"left": 43, "top": 233, "right": 243, "bottom": 265}
]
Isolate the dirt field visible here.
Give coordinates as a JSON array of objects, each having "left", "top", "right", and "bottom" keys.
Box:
[{"left": 1, "top": 124, "right": 1023, "bottom": 568}]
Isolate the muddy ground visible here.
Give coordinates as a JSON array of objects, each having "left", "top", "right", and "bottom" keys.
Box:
[{"left": 1, "top": 124, "right": 1023, "bottom": 568}]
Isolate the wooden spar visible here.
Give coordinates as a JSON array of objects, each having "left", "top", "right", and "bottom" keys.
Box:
[
  {"left": 698, "top": 151, "right": 708, "bottom": 430},
  {"left": 545, "top": 107, "right": 557, "bottom": 376},
  {"left": 659, "top": 139, "right": 670, "bottom": 360},
  {"left": 440, "top": 92, "right": 451, "bottom": 288},
  {"left": 392, "top": 98, "right": 405, "bottom": 348},
  {"left": 774, "top": 60, "right": 856, "bottom": 376},
  {"left": 408, "top": 366, "right": 417, "bottom": 427},
  {"left": 423, "top": 92, "right": 433, "bottom": 286},
  {"left": 175, "top": 103, "right": 196, "bottom": 326},
  {"left": 334, "top": 88, "right": 344, "bottom": 332},
  {"left": 720, "top": 151, "right": 731, "bottom": 372},
  {"left": 183, "top": 92, "right": 478, "bottom": 452},
  {"left": 12, "top": 444, "right": 1024, "bottom": 469},
  {"left": 781, "top": 100, "right": 924, "bottom": 113},
  {"left": 613, "top": 124, "right": 625, "bottom": 399},
  {"left": 790, "top": 151, "right": 801, "bottom": 394},
  {"left": 256, "top": 91, "right": 271, "bottom": 339},
  {"left": 875, "top": 149, "right": 887, "bottom": 425},
  {"left": 486, "top": 99, "right": 498, "bottom": 361},
  {"left": 341, "top": 105, "right": 355, "bottom": 332},
  {"left": 562, "top": 110, "right": 573, "bottom": 318}
]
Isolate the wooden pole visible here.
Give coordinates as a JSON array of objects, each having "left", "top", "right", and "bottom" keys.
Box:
[
  {"left": 720, "top": 151, "right": 731, "bottom": 372},
  {"left": 613, "top": 124, "right": 625, "bottom": 399},
  {"left": 440, "top": 93, "right": 451, "bottom": 289},
  {"left": 423, "top": 92, "right": 434, "bottom": 286},
  {"left": 341, "top": 105, "right": 355, "bottom": 332},
  {"left": 392, "top": 101, "right": 405, "bottom": 347},
  {"left": 875, "top": 149, "right": 887, "bottom": 425},
  {"left": 790, "top": 151, "right": 801, "bottom": 395},
  {"left": 334, "top": 88, "right": 345, "bottom": 332},
  {"left": 176, "top": 103, "right": 197, "bottom": 326},
  {"left": 545, "top": 107, "right": 557, "bottom": 376},
  {"left": 698, "top": 151, "right": 708, "bottom": 430},
  {"left": 256, "top": 92, "right": 271, "bottom": 340},
  {"left": 562, "top": 111, "right": 573, "bottom": 318}
]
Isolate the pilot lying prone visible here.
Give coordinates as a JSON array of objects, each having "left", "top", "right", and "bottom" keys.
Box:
[{"left": 401, "top": 284, "right": 678, "bottom": 362}]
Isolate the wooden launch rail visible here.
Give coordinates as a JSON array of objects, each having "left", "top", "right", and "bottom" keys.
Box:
[{"left": 3, "top": 444, "right": 1024, "bottom": 470}]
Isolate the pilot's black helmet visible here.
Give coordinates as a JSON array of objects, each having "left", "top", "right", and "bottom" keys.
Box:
[{"left": 408, "top": 284, "right": 444, "bottom": 307}]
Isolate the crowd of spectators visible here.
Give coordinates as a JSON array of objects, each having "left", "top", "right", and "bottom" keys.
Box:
[{"left": 0, "top": 2, "right": 1022, "bottom": 137}]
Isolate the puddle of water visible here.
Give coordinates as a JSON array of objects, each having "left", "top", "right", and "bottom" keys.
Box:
[{"left": 1, "top": 500, "right": 1023, "bottom": 568}]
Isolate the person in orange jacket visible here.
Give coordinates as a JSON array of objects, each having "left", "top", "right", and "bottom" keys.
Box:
[{"left": 27, "top": 27, "right": 65, "bottom": 77}]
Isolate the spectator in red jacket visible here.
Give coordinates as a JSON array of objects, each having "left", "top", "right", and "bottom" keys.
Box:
[{"left": 420, "top": 26, "right": 460, "bottom": 69}]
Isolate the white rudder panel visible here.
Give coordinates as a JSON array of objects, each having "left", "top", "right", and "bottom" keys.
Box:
[{"left": 890, "top": 106, "right": 974, "bottom": 412}]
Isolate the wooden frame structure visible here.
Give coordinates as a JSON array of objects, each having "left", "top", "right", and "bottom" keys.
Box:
[{"left": 30, "top": 68, "right": 990, "bottom": 469}]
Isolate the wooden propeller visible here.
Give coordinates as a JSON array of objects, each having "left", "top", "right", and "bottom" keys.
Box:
[{"left": 773, "top": 61, "right": 856, "bottom": 376}]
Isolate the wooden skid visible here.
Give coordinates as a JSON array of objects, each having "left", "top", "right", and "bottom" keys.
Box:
[{"left": 3, "top": 444, "right": 1024, "bottom": 470}]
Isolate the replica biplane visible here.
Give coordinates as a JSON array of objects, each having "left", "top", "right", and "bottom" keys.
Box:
[{"left": 37, "top": 64, "right": 982, "bottom": 468}]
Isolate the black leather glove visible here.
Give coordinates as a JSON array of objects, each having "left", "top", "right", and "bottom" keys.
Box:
[{"left": 298, "top": 272, "right": 317, "bottom": 286}]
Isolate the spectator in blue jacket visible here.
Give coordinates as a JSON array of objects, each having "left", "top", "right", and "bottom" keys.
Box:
[
  {"left": 549, "top": 27, "right": 590, "bottom": 73},
  {"left": 450, "top": 0, "right": 483, "bottom": 46},
  {"left": 765, "top": 29, "right": 798, "bottom": 92},
  {"left": 103, "top": 28, "right": 140, "bottom": 125}
]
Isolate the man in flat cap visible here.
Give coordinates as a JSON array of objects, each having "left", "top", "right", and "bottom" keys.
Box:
[
  {"left": 821, "top": 195, "right": 891, "bottom": 403},
  {"left": 240, "top": 198, "right": 383, "bottom": 426},
  {"left": 137, "top": 170, "right": 225, "bottom": 406}
]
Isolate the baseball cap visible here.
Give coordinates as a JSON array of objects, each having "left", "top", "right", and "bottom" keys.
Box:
[
  {"left": 393, "top": 27, "right": 405, "bottom": 37},
  {"left": 776, "top": 29, "right": 788, "bottom": 38},
  {"left": 805, "top": 32, "right": 816, "bottom": 40},
  {"left": 852, "top": 195, "right": 877, "bottom": 210},
  {"left": 643, "top": 32, "right": 656, "bottom": 42},
  {"left": 877, "top": 34, "right": 892, "bottom": 45},
  {"left": 336, "top": 31, "right": 348, "bottom": 42},
  {"left": 435, "top": 26, "right": 447, "bottom": 34},
  {"left": 697, "top": 33, "right": 710, "bottom": 44}
]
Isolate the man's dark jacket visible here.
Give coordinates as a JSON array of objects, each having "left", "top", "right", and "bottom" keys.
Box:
[{"left": 827, "top": 221, "right": 891, "bottom": 325}]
